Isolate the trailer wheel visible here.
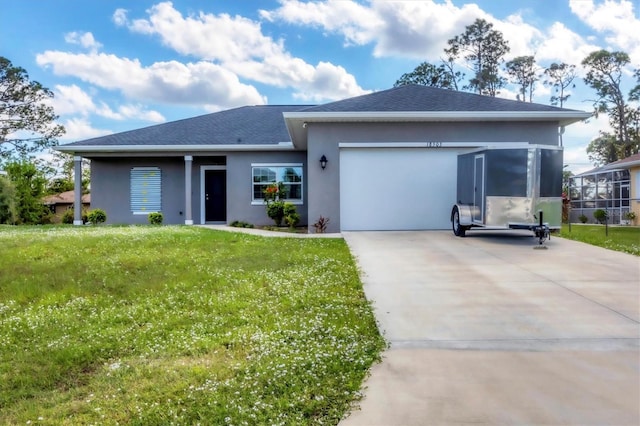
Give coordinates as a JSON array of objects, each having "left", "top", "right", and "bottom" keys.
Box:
[{"left": 452, "top": 206, "right": 466, "bottom": 237}]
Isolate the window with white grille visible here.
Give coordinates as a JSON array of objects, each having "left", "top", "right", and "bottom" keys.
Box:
[{"left": 251, "top": 164, "right": 303, "bottom": 204}]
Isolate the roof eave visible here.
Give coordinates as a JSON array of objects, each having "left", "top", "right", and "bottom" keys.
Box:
[
  {"left": 604, "top": 160, "right": 640, "bottom": 169},
  {"left": 283, "top": 111, "right": 591, "bottom": 149},
  {"left": 284, "top": 111, "right": 591, "bottom": 122},
  {"left": 55, "top": 142, "right": 295, "bottom": 154}
]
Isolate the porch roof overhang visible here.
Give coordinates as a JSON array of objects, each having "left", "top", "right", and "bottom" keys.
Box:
[{"left": 283, "top": 110, "right": 592, "bottom": 149}]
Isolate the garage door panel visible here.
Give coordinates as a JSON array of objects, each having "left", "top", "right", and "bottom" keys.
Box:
[{"left": 340, "top": 148, "right": 457, "bottom": 231}]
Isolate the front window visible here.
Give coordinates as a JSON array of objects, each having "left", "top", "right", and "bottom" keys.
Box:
[
  {"left": 252, "top": 164, "right": 303, "bottom": 203},
  {"left": 130, "top": 167, "right": 161, "bottom": 214}
]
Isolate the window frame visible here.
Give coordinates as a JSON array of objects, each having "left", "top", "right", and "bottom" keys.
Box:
[
  {"left": 130, "top": 166, "right": 162, "bottom": 214},
  {"left": 251, "top": 163, "right": 303, "bottom": 205}
]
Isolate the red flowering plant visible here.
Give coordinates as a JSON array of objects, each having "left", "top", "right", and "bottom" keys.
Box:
[
  {"left": 262, "top": 182, "right": 286, "bottom": 205},
  {"left": 263, "top": 182, "right": 287, "bottom": 226},
  {"left": 562, "top": 191, "right": 570, "bottom": 223}
]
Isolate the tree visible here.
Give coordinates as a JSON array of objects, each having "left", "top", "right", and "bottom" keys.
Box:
[
  {"left": 46, "top": 177, "right": 75, "bottom": 195},
  {"left": 586, "top": 133, "right": 619, "bottom": 167},
  {"left": 42, "top": 151, "right": 90, "bottom": 194},
  {"left": 0, "top": 174, "right": 17, "bottom": 224},
  {"left": 630, "top": 68, "right": 640, "bottom": 102},
  {"left": 627, "top": 69, "right": 640, "bottom": 151},
  {"left": 4, "top": 160, "right": 51, "bottom": 224},
  {"left": 445, "top": 18, "right": 510, "bottom": 96},
  {"left": 505, "top": 55, "right": 538, "bottom": 102},
  {"left": 543, "top": 62, "right": 577, "bottom": 108},
  {"left": 562, "top": 166, "right": 573, "bottom": 193},
  {"left": 582, "top": 50, "right": 638, "bottom": 163},
  {"left": 0, "top": 57, "right": 65, "bottom": 158},
  {"left": 394, "top": 61, "right": 463, "bottom": 90}
]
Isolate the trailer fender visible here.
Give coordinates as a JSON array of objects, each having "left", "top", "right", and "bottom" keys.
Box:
[
  {"left": 452, "top": 204, "right": 472, "bottom": 226},
  {"left": 451, "top": 204, "right": 473, "bottom": 237}
]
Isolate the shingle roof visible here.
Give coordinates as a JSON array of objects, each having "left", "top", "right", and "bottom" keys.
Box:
[
  {"left": 43, "top": 190, "right": 90, "bottom": 205},
  {"left": 63, "top": 105, "right": 312, "bottom": 147},
  {"left": 574, "top": 154, "right": 640, "bottom": 176},
  {"left": 60, "top": 85, "right": 589, "bottom": 152},
  {"left": 604, "top": 153, "right": 640, "bottom": 168},
  {"left": 303, "top": 85, "right": 583, "bottom": 113}
]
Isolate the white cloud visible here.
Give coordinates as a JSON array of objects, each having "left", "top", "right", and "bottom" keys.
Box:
[
  {"left": 121, "top": 2, "right": 281, "bottom": 61},
  {"left": 261, "top": 0, "right": 488, "bottom": 60},
  {"left": 562, "top": 113, "right": 612, "bottom": 173},
  {"left": 112, "top": 8, "right": 128, "bottom": 26},
  {"left": 259, "top": 0, "right": 615, "bottom": 71},
  {"left": 536, "top": 22, "right": 601, "bottom": 72},
  {"left": 50, "top": 84, "right": 165, "bottom": 123},
  {"left": 94, "top": 102, "right": 165, "bottom": 123},
  {"left": 51, "top": 84, "right": 96, "bottom": 115},
  {"left": 118, "top": 1, "right": 368, "bottom": 101},
  {"left": 36, "top": 52, "right": 267, "bottom": 109},
  {"left": 64, "top": 31, "right": 103, "bottom": 53},
  {"left": 491, "top": 13, "right": 543, "bottom": 60},
  {"left": 569, "top": 0, "right": 640, "bottom": 66},
  {"left": 563, "top": 144, "right": 593, "bottom": 173},
  {"left": 60, "top": 118, "right": 113, "bottom": 141},
  {"left": 289, "top": 61, "right": 367, "bottom": 101},
  {"left": 260, "top": 0, "right": 382, "bottom": 46}
]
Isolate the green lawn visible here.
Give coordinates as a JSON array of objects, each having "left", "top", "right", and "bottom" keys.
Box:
[
  {"left": 0, "top": 226, "right": 385, "bottom": 425},
  {"left": 559, "top": 224, "right": 640, "bottom": 256}
]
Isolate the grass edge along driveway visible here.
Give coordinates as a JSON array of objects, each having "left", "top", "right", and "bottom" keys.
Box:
[
  {"left": 559, "top": 224, "right": 640, "bottom": 256},
  {"left": 0, "top": 225, "right": 385, "bottom": 425}
]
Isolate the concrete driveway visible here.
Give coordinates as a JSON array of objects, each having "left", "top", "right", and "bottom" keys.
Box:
[{"left": 341, "top": 231, "right": 640, "bottom": 426}]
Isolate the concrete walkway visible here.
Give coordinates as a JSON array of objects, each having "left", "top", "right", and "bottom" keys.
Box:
[
  {"left": 341, "top": 231, "right": 640, "bottom": 426},
  {"left": 198, "top": 224, "right": 342, "bottom": 238}
]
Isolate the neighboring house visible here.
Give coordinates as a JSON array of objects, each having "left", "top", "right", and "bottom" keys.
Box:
[
  {"left": 610, "top": 153, "right": 640, "bottom": 223},
  {"left": 43, "top": 190, "right": 91, "bottom": 222},
  {"left": 56, "top": 85, "right": 589, "bottom": 232},
  {"left": 568, "top": 153, "right": 640, "bottom": 224}
]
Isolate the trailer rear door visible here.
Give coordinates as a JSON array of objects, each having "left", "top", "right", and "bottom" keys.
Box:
[{"left": 474, "top": 155, "right": 485, "bottom": 223}]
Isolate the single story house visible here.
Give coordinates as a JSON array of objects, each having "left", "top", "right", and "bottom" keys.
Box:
[
  {"left": 42, "top": 190, "right": 91, "bottom": 222},
  {"left": 56, "top": 85, "right": 589, "bottom": 233}
]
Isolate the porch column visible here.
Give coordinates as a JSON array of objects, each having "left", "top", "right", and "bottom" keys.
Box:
[
  {"left": 73, "top": 156, "right": 83, "bottom": 226},
  {"left": 184, "top": 155, "right": 193, "bottom": 225}
]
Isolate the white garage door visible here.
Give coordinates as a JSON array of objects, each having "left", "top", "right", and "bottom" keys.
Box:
[{"left": 340, "top": 148, "right": 458, "bottom": 231}]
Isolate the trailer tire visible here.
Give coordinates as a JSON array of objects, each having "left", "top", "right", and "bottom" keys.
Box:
[{"left": 452, "top": 206, "right": 466, "bottom": 237}]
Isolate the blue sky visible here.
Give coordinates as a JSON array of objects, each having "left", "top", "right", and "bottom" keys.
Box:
[{"left": 2, "top": 0, "right": 639, "bottom": 173}]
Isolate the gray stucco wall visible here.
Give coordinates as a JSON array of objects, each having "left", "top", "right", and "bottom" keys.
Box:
[
  {"left": 89, "top": 151, "right": 307, "bottom": 226},
  {"left": 306, "top": 121, "right": 561, "bottom": 233},
  {"left": 87, "top": 120, "right": 560, "bottom": 230},
  {"left": 193, "top": 151, "right": 307, "bottom": 226},
  {"left": 91, "top": 158, "right": 186, "bottom": 225}
]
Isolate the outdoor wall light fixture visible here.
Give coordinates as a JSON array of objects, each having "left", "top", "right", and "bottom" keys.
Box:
[{"left": 320, "top": 155, "right": 328, "bottom": 170}]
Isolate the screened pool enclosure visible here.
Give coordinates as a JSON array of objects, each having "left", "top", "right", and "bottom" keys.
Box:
[{"left": 568, "top": 168, "right": 631, "bottom": 224}]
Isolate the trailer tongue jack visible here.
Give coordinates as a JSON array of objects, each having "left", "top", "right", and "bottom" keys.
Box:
[{"left": 532, "top": 210, "right": 550, "bottom": 248}]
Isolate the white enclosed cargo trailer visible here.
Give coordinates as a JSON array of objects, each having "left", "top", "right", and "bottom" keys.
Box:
[{"left": 450, "top": 145, "right": 563, "bottom": 244}]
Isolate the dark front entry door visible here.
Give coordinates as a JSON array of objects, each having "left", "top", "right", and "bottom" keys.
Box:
[{"left": 204, "top": 170, "right": 226, "bottom": 222}]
